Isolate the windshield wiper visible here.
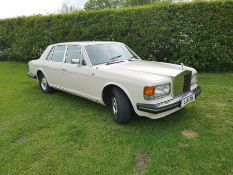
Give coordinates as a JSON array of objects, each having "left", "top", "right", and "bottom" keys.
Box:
[
  {"left": 106, "top": 55, "right": 122, "bottom": 65},
  {"left": 128, "top": 55, "right": 139, "bottom": 61}
]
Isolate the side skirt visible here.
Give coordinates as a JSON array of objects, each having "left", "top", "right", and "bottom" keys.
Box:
[{"left": 51, "top": 85, "right": 105, "bottom": 105}]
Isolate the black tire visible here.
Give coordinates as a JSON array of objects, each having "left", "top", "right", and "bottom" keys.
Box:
[
  {"left": 38, "top": 73, "right": 54, "bottom": 93},
  {"left": 111, "top": 87, "right": 132, "bottom": 124}
]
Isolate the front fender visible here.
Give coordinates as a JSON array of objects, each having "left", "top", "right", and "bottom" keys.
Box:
[{"left": 102, "top": 82, "right": 134, "bottom": 105}]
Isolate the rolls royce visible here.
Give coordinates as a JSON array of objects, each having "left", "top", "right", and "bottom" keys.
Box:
[{"left": 28, "top": 41, "right": 201, "bottom": 124}]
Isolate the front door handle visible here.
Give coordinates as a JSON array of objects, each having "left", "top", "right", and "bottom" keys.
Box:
[{"left": 61, "top": 68, "right": 67, "bottom": 71}]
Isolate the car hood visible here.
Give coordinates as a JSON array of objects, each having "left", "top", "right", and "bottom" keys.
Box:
[
  {"left": 101, "top": 60, "right": 194, "bottom": 75},
  {"left": 119, "top": 60, "right": 189, "bottom": 76},
  {"left": 96, "top": 60, "right": 195, "bottom": 85}
]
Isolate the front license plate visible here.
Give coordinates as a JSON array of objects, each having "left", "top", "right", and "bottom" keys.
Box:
[{"left": 180, "top": 94, "right": 195, "bottom": 107}]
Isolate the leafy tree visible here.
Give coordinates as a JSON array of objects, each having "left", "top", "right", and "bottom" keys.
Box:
[
  {"left": 59, "top": 2, "right": 81, "bottom": 13},
  {"left": 84, "top": 0, "right": 125, "bottom": 10},
  {"left": 84, "top": 0, "right": 170, "bottom": 10},
  {"left": 124, "top": 0, "right": 156, "bottom": 7}
]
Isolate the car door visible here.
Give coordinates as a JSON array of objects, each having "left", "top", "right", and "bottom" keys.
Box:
[
  {"left": 61, "top": 45, "right": 91, "bottom": 96},
  {"left": 44, "top": 45, "right": 66, "bottom": 87}
]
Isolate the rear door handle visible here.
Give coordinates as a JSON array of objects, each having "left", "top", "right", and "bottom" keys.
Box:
[{"left": 61, "top": 68, "right": 67, "bottom": 71}]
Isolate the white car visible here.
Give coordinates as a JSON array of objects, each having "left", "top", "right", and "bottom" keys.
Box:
[{"left": 28, "top": 41, "right": 201, "bottom": 124}]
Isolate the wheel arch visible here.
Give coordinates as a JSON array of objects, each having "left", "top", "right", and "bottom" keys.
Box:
[
  {"left": 101, "top": 82, "right": 133, "bottom": 107},
  {"left": 36, "top": 68, "right": 47, "bottom": 80}
]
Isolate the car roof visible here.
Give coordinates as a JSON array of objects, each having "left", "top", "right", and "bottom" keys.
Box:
[{"left": 51, "top": 41, "right": 122, "bottom": 46}]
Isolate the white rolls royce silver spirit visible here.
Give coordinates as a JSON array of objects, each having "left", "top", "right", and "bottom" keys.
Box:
[{"left": 28, "top": 41, "right": 201, "bottom": 124}]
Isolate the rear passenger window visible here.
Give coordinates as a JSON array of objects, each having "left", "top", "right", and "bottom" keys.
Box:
[
  {"left": 65, "top": 46, "right": 81, "bottom": 64},
  {"left": 51, "top": 45, "right": 66, "bottom": 62}
]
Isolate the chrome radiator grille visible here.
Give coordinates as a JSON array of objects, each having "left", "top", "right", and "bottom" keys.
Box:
[
  {"left": 173, "top": 70, "right": 192, "bottom": 96},
  {"left": 183, "top": 72, "right": 192, "bottom": 92}
]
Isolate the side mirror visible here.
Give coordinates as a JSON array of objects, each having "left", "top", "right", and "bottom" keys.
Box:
[{"left": 71, "top": 58, "right": 80, "bottom": 64}]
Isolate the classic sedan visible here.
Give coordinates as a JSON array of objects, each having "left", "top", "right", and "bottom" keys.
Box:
[{"left": 28, "top": 41, "right": 201, "bottom": 124}]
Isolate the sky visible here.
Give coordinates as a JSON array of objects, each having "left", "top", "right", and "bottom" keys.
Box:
[{"left": 0, "top": 0, "right": 88, "bottom": 19}]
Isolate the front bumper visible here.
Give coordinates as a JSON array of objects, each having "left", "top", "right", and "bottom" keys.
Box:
[{"left": 137, "top": 86, "right": 202, "bottom": 114}]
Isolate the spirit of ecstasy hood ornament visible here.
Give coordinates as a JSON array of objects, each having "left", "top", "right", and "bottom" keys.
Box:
[{"left": 181, "top": 63, "right": 184, "bottom": 70}]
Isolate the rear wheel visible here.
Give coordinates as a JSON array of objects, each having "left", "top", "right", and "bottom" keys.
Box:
[
  {"left": 38, "top": 73, "right": 53, "bottom": 93},
  {"left": 111, "top": 87, "right": 132, "bottom": 124}
]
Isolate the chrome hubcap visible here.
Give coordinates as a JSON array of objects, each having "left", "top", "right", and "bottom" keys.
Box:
[
  {"left": 41, "top": 77, "right": 47, "bottom": 90},
  {"left": 112, "top": 98, "right": 117, "bottom": 114}
]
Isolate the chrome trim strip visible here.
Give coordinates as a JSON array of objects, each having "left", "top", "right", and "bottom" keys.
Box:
[{"left": 27, "top": 72, "right": 37, "bottom": 79}]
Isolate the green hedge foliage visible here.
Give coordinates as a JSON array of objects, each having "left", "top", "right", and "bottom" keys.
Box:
[{"left": 0, "top": 1, "right": 233, "bottom": 71}]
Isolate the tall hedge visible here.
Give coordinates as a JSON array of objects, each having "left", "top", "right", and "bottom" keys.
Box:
[{"left": 0, "top": 1, "right": 233, "bottom": 71}]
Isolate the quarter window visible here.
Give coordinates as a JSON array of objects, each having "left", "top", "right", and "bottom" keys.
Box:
[
  {"left": 51, "top": 45, "right": 66, "bottom": 62},
  {"left": 65, "top": 46, "right": 81, "bottom": 64},
  {"left": 46, "top": 47, "right": 54, "bottom": 61}
]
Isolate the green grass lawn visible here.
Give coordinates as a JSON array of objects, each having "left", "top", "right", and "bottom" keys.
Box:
[{"left": 0, "top": 62, "right": 232, "bottom": 175}]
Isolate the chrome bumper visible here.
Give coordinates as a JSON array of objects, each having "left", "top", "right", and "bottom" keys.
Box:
[
  {"left": 27, "top": 72, "right": 37, "bottom": 79},
  {"left": 137, "top": 86, "right": 202, "bottom": 114}
]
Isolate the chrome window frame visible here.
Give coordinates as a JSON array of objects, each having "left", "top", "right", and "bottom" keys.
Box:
[
  {"left": 62, "top": 45, "right": 68, "bottom": 63},
  {"left": 62, "top": 44, "right": 90, "bottom": 66},
  {"left": 46, "top": 46, "right": 55, "bottom": 61},
  {"left": 82, "top": 45, "right": 93, "bottom": 67},
  {"left": 48, "top": 45, "right": 67, "bottom": 63}
]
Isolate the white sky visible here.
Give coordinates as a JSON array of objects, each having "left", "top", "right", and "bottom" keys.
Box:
[{"left": 0, "top": 0, "right": 88, "bottom": 19}]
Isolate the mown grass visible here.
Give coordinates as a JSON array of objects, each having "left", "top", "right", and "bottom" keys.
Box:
[{"left": 0, "top": 62, "right": 232, "bottom": 175}]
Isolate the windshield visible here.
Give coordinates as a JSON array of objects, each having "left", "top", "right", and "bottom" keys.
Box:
[{"left": 85, "top": 43, "right": 139, "bottom": 66}]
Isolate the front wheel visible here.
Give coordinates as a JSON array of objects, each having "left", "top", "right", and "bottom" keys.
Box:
[
  {"left": 111, "top": 87, "right": 132, "bottom": 124},
  {"left": 38, "top": 73, "right": 54, "bottom": 93}
]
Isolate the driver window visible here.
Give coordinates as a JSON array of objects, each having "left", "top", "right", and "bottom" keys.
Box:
[{"left": 65, "top": 46, "right": 81, "bottom": 64}]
